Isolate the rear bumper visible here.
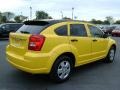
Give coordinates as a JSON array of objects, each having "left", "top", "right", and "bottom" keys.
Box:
[{"left": 6, "top": 50, "right": 52, "bottom": 74}]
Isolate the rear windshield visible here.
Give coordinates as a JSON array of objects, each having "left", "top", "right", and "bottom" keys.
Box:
[{"left": 16, "top": 25, "right": 46, "bottom": 34}]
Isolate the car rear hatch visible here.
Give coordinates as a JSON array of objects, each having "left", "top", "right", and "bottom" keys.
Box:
[{"left": 8, "top": 21, "right": 50, "bottom": 56}]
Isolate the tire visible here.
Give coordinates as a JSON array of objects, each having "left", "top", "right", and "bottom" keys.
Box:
[
  {"left": 104, "top": 46, "right": 116, "bottom": 63},
  {"left": 50, "top": 55, "right": 73, "bottom": 83}
]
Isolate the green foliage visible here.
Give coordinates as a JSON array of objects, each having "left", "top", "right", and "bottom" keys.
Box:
[
  {"left": 0, "top": 12, "right": 2, "bottom": 23},
  {"left": 36, "top": 11, "right": 52, "bottom": 20},
  {"left": 48, "top": 16, "right": 53, "bottom": 19},
  {"left": 63, "top": 17, "right": 72, "bottom": 20},
  {"left": 14, "top": 16, "right": 22, "bottom": 23},
  {"left": 90, "top": 19, "right": 103, "bottom": 24},
  {"left": 103, "top": 20, "right": 110, "bottom": 24},
  {"left": 106, "top": 16, "right": 114, "bottom": 24},
  {"left": 14, "top": 15, "right": 27, "bottom": 23},
  {"left": 115, "top": 20, "right": 120, "bottom": 24},
  {"left": 1, "top": 16, "right": 7, "bottom": 23}
]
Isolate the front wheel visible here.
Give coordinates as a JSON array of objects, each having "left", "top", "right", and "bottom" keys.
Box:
[
  {"left": 104, "top": 46, "right": 116, "bottom": 63},
  {"left": 50, "top": 55, "right": 73, "bottom": 83}
]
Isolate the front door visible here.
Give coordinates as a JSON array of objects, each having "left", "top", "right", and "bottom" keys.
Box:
[{"left": 88, "top": 25, "right": 109, "bottom": 59}]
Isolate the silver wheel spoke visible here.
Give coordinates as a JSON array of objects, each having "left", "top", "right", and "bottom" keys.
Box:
[
  {"left": 65, "top": 68, "right": 70, "bottom": 75},
  {"left": 61, "top": 62, "right": 65, "bottom": 67},
  {"left": 58, "top": 68, "right": 63, "bottom": 74},
  {"left": 65, "top": 62, "right": 69, "bottom": 68},
  {"left": 60, "top": 72, "right": 66, "bottom": 79},
  {"left": 57, "top": 61, "right": 71, "bottom": 79},
  {"left": 109, "top": 49, "right": 115, "bottom": 61}
]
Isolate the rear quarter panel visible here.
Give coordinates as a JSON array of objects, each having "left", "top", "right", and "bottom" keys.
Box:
[{"left": 39, "top": 22, "right": 75, "bottom": 70}]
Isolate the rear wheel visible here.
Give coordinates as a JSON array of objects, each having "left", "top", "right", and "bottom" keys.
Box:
[
  {"left": 104, "top": 46, "right": 116, "bottom": 63},
  {"left": 50, "top": 55, "right": 73, "bottom": 83}
]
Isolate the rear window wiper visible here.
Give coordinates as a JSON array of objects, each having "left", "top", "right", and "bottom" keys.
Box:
[{"left": 20, "top": 31, "right": 30, "bottom": 34}]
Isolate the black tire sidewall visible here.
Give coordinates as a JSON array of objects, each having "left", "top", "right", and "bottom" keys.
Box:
[
  {"left": 50, "top": 55, "right": 73, "bottom": 83},
  {"left": 105, "top": 46, "right": 116, "bottom": 63}
]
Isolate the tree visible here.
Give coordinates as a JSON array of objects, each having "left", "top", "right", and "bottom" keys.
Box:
[
  {"left": 14, "top": 16, "right": 22, "bottom": 23},
  {"left": 36, "top": 11, "right": 52, "bottom": 20},
  {"left": 106, "top": 16, "right": 114, "bottom": 25},
  {"left": 63, "top": 17, "right": 72, "bottom": 20},
  {"left": 14, "top": 15, "right": 27, "bottom": 23},
  {"left": 48, "top": 16, "right": 53, "bottom": 19},
  {"left": 115, "top": 20, "right": 120, "bottom": 24},
  {"left": 90, "top": 19, "right": 103, "bottom": 24},
  {"left": 103, "top": 20, "right": 109, "bottom": 24},
  {"left": 1, "top": 16, "right": 7, "bottom": 23},
  {"left": 0, "top": 12, "right": 2, "bottom": 23}
]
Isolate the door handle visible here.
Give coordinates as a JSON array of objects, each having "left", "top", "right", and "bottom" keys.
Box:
[
  {"left": 71, "top": 39, "right": 78, "bottom": 42},
  {"left": 92, "top": 39, "right": 97, "bottom": 42}
]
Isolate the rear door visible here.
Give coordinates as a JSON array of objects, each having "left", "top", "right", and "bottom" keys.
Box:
[
  {"left": 69, "top": 23, "right": 92, "bottom": 63},
  {"left": 88, "top": 25, "right": 109, "bottom": 59}
]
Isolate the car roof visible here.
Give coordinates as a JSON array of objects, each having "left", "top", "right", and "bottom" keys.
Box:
[
  {"left": 1, "top": 23, "right": 23, "bottom": 25},
  {"left": 24, "top": 20, "right": 91, "bottom": 26}
]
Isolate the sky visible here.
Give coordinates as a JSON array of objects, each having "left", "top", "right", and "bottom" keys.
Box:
[{"left": 0, "top": 0, "right": 120, "bottom": 20}]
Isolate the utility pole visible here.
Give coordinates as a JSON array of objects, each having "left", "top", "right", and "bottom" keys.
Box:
[
  {"left": 61, "top": 11, "right": 63, "bottom": 19},
  {"left": 30, "top": 6, "right": 32, "bottom": 20},
  {"left": 20, "top": 12, "right": 22, "bottom": 21},
  {"left": 72, "top": 7, "right": 74, "bottom": 20}
]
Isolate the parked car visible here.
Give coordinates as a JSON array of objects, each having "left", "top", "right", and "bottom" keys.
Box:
[
  {"left": 112, "top": 27, "right": 120, "bottom": 37},
  {"left": 103, "top": 26, "right": 116, "bottom": 34},
  {"left": 0, "top": 23, "right": 23, "bottom": 38},
  {"left": 6, "top": 20, "right": 116, "bottom": 82}
]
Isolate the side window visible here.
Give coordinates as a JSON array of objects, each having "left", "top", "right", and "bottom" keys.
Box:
[
  {"left": 88, "top": 25, "right": 104, "bottom": 38},
  {"left": 9, "top": 25, "right": 14, "bottom": 31},
  {"left": 1, "top": 24, "right": 10, "bottom": 30},
  {"left": 10, "top": 24, "right": 22, "bottom": 31},
  {"left": 55, "top": 25, "right": 68, "bottom": 36},
  {"left": 10, "top": 25, "right": 17, "bottom": 31},
  {"left": 70, "top": 24, "right": 87, "bottom": 37}
]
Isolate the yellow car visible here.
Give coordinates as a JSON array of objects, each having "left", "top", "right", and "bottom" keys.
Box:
[{"left": 6, "top": 20, "right": 116, "bottom": 82}]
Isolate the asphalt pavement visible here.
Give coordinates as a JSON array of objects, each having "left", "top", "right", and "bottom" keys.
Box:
[{"left": 0, "top": 37, "right": 120, "bottom": 90}]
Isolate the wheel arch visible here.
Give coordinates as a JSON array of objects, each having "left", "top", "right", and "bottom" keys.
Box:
[
  {"left": 111, "top": 44, "right": 116, "bottom": 50},
  {"left": 56, "top": 52, "right": 76, "bottom": 66},
  {"left": 106, "top": 42, "right": 116, "bottom": 57},
  {"left": 50, "top": 52, "right": 76, "bottom": 73}
]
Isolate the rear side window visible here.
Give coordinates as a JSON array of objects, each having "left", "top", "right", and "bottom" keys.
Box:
[
  {"left": 70, "top": 24, "right": 87, "bottom": 37},
  {"left": 16, "top": 25, "right": 46, "bottom": 34},
  {"left": 55, "top": 25, "right": 68, "bottom": 36}
]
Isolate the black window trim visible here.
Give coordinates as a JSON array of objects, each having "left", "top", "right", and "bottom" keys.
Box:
[{"left": 70, "top": 24, "right": 88, "bottom": 37}]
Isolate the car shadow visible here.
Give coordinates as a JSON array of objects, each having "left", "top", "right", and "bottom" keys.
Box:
[{"left": 7, "top": 60, "right": 108, "bottom": 84}]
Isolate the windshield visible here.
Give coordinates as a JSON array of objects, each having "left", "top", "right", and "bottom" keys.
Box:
[{"left": 16, "top": 25, "right": 47, "bottom": 34}]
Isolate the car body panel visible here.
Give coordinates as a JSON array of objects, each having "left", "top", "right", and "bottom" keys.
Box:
[{"left": 6, "top": 20, "right": 116, "bottom": 74}]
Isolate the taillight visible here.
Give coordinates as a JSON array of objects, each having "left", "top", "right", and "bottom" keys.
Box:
[{"left": 28, "top": 35, "right": 45, "bottom": 51}]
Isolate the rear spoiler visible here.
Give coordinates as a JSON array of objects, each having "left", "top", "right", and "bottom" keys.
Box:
[{"left": 24, "top": 21, "right": 49, "bottom": 26}]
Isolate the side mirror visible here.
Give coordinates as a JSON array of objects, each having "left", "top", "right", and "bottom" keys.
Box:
[{"left": 103, "top": 33, "right": 109, "bottom": 38}]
